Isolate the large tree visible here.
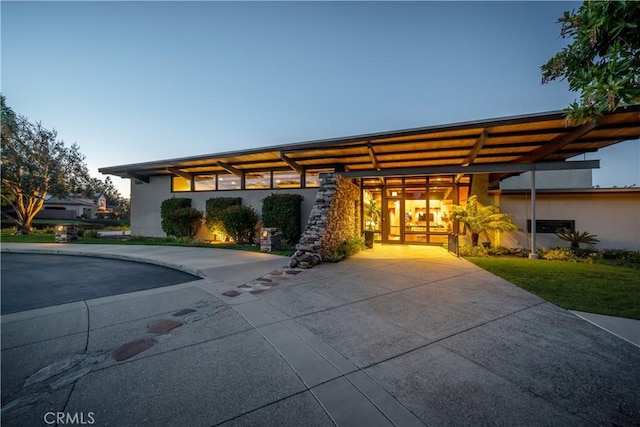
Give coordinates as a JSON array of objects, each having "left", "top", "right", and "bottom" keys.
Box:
[
  {"left": 1, "top": 96, "right": 89, "bottom": 233},
  {"left": 541, "top": 1, "right": 640, "bottom": 123}
]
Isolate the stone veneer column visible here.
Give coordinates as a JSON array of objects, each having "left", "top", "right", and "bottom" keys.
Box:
[{"left": 290, "top": 173, "right": 361, "bottom": 268}]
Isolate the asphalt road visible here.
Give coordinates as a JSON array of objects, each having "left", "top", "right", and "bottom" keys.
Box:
[{"left": 0, "top": 253, "right": 201, "bottom": 315}]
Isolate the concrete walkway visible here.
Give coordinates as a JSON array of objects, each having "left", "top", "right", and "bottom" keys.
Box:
[{"left": 1, "top": 243, "right": 638, "bottom": 426}]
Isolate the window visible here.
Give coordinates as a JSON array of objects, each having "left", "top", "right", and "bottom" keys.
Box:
[
  {"left": 305, "top": 168, "right": 334, "bottom": 188},
  {"left": 527, "top": 220, "right": 575, "bottom": 234},
  {"left": 194, "top": 175, "right": 216, "bottom": 191},
  {"left": 217, "top": 174, "right": 241, "bottom": 190},
  {"left": 172, "top": 176, "right": 191, "bottom": 192},
  {"left": 245, "top": 172, "right": 271, "bottom": 189},
  {"left": 274, "top": 171, "right": 300, "bottom": 188}
]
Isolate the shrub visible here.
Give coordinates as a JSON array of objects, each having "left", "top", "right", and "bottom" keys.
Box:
[
  {"left": 540, "top": 247, "right": 578, "bottom": 262},
  {"left": 459, "top": 245, "right": 488, "bottom": 257},
  {"left": 161, "top": 198, "right": 192, "bottom": 237},
  {"left": 601, "top": 249, "right": 640, "bottom": 263},
  {"left": 555, "top": 228, "right": 599, "bottom": 249},
  {"left": 164, "top": 207, "right": 203, "bottom": 239},
  {"left": 205, "top": 197, "right": 242, "bottom": 240},
  {"left": 323, "top": 237, "right": 365, "bottom": 262},
  {"left": 261, "top": 194, "right": 303, "bottom": 244},
  {"left": 85, "top": 229, "right": 101, "bottom": 239},
  {"left": 487, "top": 246, "right": 512, "bottom": 256},
  {"left": 220, "top": 205, "right": 258, "bottom": 244}
]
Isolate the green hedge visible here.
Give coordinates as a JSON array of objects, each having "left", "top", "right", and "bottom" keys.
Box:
[
  {"left": 261, "top": 193, "right": 303, "bottom": 244},
  {"left": 165, "top": 207, "right": 203, "bottom": 239},
  {"left": 205, "top": 197, "right": 242, "bottom": 240},
  {"left": 221, "top": 205, "right": 258, "bottom": 244},
  {"left": 161, "top": 198, "right": 194, "bottom": 238}
]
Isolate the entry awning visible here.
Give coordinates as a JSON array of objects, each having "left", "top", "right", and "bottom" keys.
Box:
[{"left": 100, "top": 105, "right": 640, "bottom": 183}]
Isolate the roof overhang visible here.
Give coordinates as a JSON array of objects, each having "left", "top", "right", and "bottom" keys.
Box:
[{"left": 99, "top": 105, "right": 640, "bottom": 183}]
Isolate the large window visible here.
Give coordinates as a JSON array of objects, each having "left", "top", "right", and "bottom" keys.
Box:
[
  {"left": 172, "top": 176, "right": 191, "bottom": 192},
  {"left": 217, "top": 174, "right": 241, "bottom": 190},
  {"left": 305, "top": 168, "right": 334, "bottom": 188},
  {"left": 194, "top": 175, "right": 216, "bottom": 191},
  {"left": 274, "top": 171, "right": 300, "bottom": 188},
  {"left": 245, "top": 172, "right": 271, "bottom": 189}
]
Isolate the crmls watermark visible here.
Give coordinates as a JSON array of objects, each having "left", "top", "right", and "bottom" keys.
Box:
[{"left": 44, "top": 412, "right": 95, "bottom": 425}]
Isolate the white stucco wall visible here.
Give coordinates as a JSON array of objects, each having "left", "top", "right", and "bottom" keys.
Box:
[
  {"left": 129, "top": 176, "right": 319, "bottom": 238},
  {"left": 497, "top": 191, "right": 640, "bottom": 250}
]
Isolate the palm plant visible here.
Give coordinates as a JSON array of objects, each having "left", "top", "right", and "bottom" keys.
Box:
[
  {"left": 555, "top": 228, "right": 599, "bottom": 249},
  {"left": 450, "top": 195, "right": 520, "bottom": 246}
]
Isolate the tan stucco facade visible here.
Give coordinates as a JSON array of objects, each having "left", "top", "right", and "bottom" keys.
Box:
[
  {"left": 129, "top": 176, "right": 318, "bottom": 239},
  {"left": 496, "top": 190, "right": 640, "bottom": 250}
]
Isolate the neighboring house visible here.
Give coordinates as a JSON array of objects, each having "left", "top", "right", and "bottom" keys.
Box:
[
  {"left": 99, "top": 106, "right": 640, "bottom": 250},
  {"left": 37, "top": 197, "right": 98, "bottom": 220}
]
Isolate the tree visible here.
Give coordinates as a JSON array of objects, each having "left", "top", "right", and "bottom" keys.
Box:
[
  {"left": 450, "top": 195, "right": 520, "bottom": 246},
  {"left": 555, "top": 228, "right": 599, "bottom": 250},
  {"left": 541, "top": 1, "right": 640, "bottom": 123},
  {"left": 1, "top": 97, "right": 89, "bottom": 233},
  {"left": 81, "top": 176, "right": 129, "bottom": 218}
]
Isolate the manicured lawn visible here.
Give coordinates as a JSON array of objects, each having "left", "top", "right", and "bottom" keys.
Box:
[
  {"left": 467, "top": 257, "right": 640, "bottom": 320},
  {"left": 0, "top": 233, "right": 295, "bottom": 256}
]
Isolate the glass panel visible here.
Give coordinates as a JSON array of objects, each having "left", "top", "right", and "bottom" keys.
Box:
[
  {"left": 429, "top": 234, "right": 448, "bottom": 244},
  {"left": 458, "top": 185, "right": 469, "bottom": 205},
  {"left": 429, "top": 185, "right": 453, "bottom": 233},
  {"left": 405, "top": 188, "right": 427, "bottom": 242},
  {"left": 171, "top": 176, "right": 191, "bottom": 192},
  {"left": 194, "top": 175, "right": 216, "bottom": 191},
  {"left": 458, "top": 175, "right": 471, "bottom": 184},
  {"left": 245, "top": 172, "right": 271, "bottom": 189},
  {"left": 386, "top": 188, "right": 402, "bottom": 198},
  {"left": 404, "top": 177, "right": 426, "bottom": 186},
  {"left": 363, "top": 188, "right": 382, "bottom": 232},
  {"left": 430, "top": 176, "right": 454, "bottom": 184},
  {"left": 305, "top": 168, "right": 334, "bottom": 188},
  {"left": 363, "top": 178, "right": 380, "bottom": 187},
  {"left": 386, "top": 199, "right": 401, "bottom": 241},
  {"left": 274, "top": 170, "right": 301, "bottom": 188},
  {"left": 217, "top": 174, "right": 241, "bottom": 190},
  {"left": 385, "top": 178, "right": 402, "bottom": 186}
]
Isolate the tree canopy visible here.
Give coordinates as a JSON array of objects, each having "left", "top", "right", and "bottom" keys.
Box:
[
  {"left": 1, "top": 95, "right": 127, "bottom": 232},
  {"left": 541, "top": 1, "right": 640, "bottom": 123}
]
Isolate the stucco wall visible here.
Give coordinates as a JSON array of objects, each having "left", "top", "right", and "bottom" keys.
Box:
[
  {"left": 500, "top": 170, "right": 592, "bottom": 190},
  {"left": 497, "top": 191, "right": 640, "bottom": 250},
  {"left": 129, "top": 176, "right": 318, "bottom": 238}
]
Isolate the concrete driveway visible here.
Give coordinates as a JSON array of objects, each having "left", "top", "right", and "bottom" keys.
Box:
[{"left": 1, "top": 243, "right": 638, "bottom": 426}]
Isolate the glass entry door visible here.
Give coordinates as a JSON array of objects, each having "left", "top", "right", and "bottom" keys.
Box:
[{"left": 385, "top": 198, "right": 402, "bottom": 242}]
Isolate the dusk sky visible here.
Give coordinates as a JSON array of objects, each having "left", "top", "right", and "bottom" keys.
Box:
[{"left": 2, "top": 1, "right": 638, "bottom": 198}]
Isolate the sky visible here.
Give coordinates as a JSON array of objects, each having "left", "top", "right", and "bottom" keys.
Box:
[{"left": 2, "top": 1, "right": 638, "bottom": 198}]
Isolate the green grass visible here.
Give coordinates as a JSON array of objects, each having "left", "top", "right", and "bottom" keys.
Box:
[
  {"left": 0, "top": 233, "right": 295, "bottom": 256},
  {"left": 467, "top": 257, "right": 640, "bottom": 320}
]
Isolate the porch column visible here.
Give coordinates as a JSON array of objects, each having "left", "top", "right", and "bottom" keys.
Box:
[{"left": 529, "top": 163, "right": 539, "bottom": 259}]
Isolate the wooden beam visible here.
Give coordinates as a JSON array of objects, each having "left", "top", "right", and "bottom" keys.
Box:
[
  {"left": 454, "top": 173, "right": 464, "bottom": 184},
  {"left": 280, "top": 153, "right": 303, "bottom": 174},
  {"left": 167, "top": 168, "right": 193, "bottom": 180},
  {"left": 216, "top": 161, "right": 242, "bottom": 177},
  {"left": 516, "top": 120, "right": 598, "bottom": 163},
  {"left": 367, "top": 143, "right": 381, "bottom": 171},
  {"left": 461, "top": 129, "right": 488, "bottom": 167}
]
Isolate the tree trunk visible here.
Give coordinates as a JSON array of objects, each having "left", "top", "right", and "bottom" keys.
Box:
[{"left": 471, "top": 232, "right": 479, "bottom": 246}]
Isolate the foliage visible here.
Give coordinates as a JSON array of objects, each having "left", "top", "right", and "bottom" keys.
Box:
[
  {"left": 323, "top": 236, "right": 366, "bottom": 262},
  {"left": 458, "top": 245, "right": 489, "bottom": 257},
  {"left": 220, "top": 204, "right": 258, "bottom": 244},
  {"left": 84, "top": 229, "right": 101, "bottom": 239},
  {"left": 601, "top": 249, "right": 640, "bottom": 263},
  {"left": 450, "top": 195, "right": 520, "bottom": 246},
  {"left": 160, "top": 198, "right": 192, "bottom": 237},
  {"left": 81, "top": 176, "right": 129, "bottom": 218},
  {"left": 261, "top": 193, "right": 303, "bottom": 243},
  {"left": 487, "top": 245, "right": 512, "bottom": 256},
  {"left": 205, "top": 197, "right": 242, "bottom": 240},
  {"left": 364, "top": 199, "right": 381, "bottom": 230},
  {"left": 541, "top": 1, "right": 640, "bottom": 122},
  {"left": 467, "top": 257, "right": 640, "bottom": 319},
  {"left": 1, "top": 96, "right": 90, "bottom": 234},
  {"left": 164, "top": 207, "right": 203, "bottom": 239},
  {"left": 555, "top": 228, "right": 599, "bottom": 249},
  {"left": 540, "top": 247, "right": 578, "bottom": 262}
]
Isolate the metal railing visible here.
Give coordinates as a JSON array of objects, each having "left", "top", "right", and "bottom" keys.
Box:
[{"left": 447, "top": 233, "right": 460, "bottom": 257}]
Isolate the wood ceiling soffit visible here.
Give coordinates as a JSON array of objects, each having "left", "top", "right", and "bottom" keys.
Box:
[
  {"left": 367, "top": 143, "right": 381, "bottom": 171},
  {"left": 125, "top": 171, "right": 150, "bottom": 183},
  {"left": 516, "top": 120, "right": 598, "bottom": 163},
  {"left": 216, "top": 161, "right": 242, "bottom": 177},
  {"left": 461, "top": 129, "right": 488, "bottom": 167},
  {"left": 166, "top": 168, "right": 193, "bottom": 180},
  {"left": 280, "top": 153, "right": 304, "bottom": 174}
]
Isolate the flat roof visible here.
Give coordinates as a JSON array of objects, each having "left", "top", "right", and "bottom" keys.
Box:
[{"left": 100, "top": 105, "right": 640, "bottom": 183}]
